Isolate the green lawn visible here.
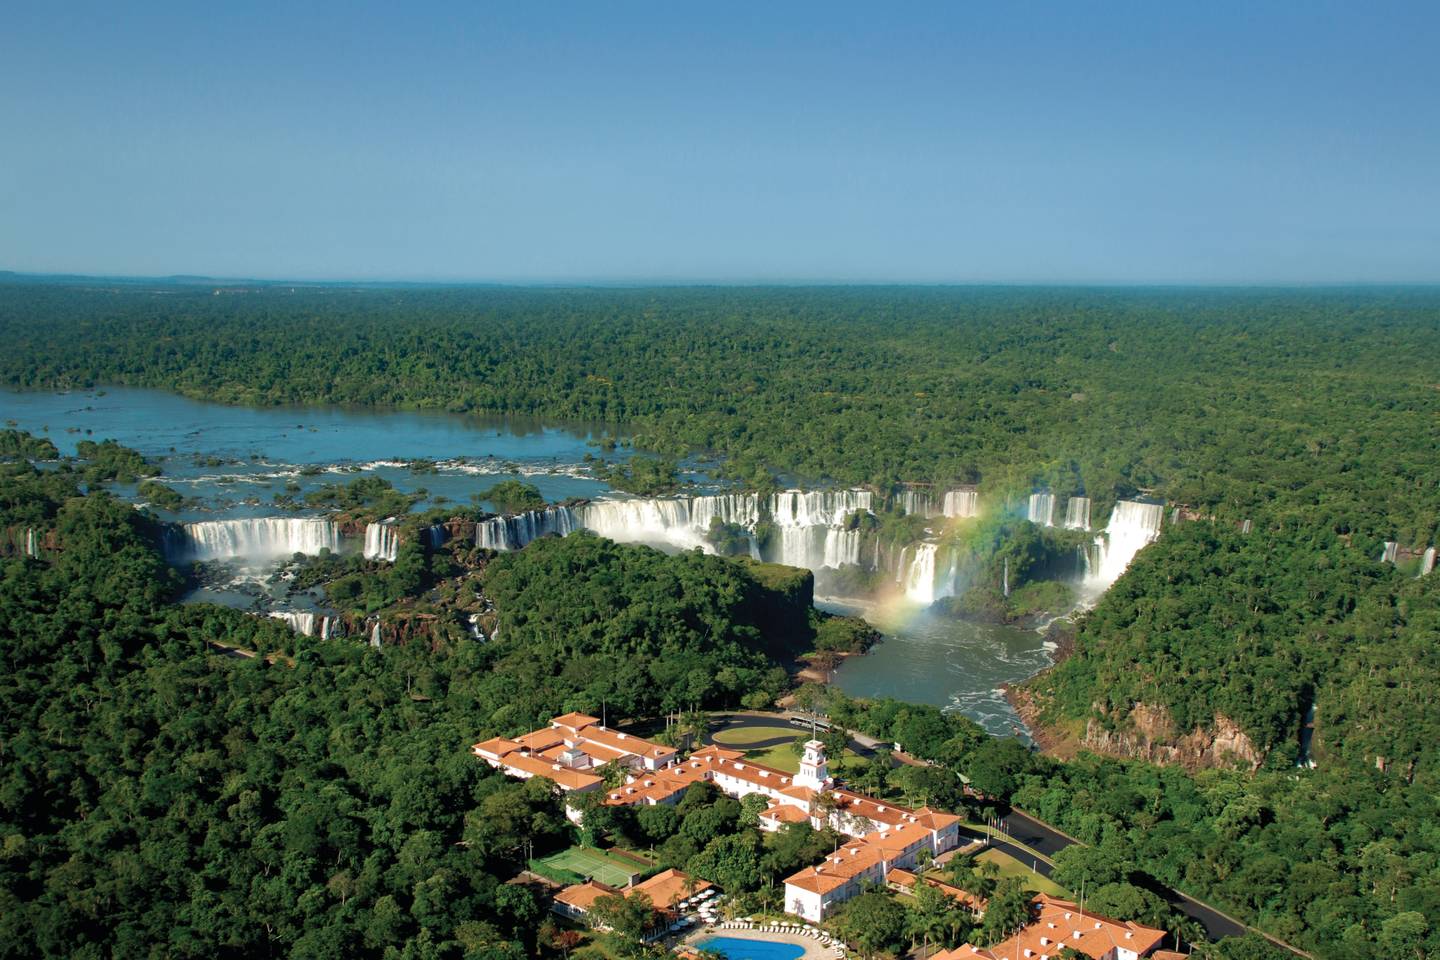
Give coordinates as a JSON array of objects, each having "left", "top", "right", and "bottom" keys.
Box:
[
  {"left": 744, "top": 742, "right": 865, "bottom": 775},
  {"left": 709, "top": 723, "right": 798, "bottom": 748},
  {"left": 976, "top": 848, "right": 1069, "bottom": 897},
  {"left": 744, "top": 742, "right": 803, "bottom": 773},
  {"left": 707, "top": 721, "right": 866, "bottom": 775},
  {"left": 535, "top": 846, "right": 644, "bottom": 888}
]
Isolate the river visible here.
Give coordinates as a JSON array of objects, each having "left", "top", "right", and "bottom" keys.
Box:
[
  {"left": 2, "top": 386, "right": 613, "bottom": 519},
  {"left": 4, "top": 385, "right": 1062, "bottom": 737},
  {"left": 819, "top": 596, "right": 1052, "bottom": 738}
]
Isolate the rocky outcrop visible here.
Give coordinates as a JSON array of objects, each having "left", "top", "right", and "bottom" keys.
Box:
[
  {"left": 438, "top": 518, "right": 479, "bottom": 542},
  {"left": 1081, "top": 702, "right": 1265, "bottom": 771},
  {"left": 335, "top": 518, "right": 370, "bottom": 538},
  {"left": 1, "top": 526, "right": 59, "bottom": 557}
]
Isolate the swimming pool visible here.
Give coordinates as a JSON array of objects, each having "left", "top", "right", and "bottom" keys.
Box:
[{"left": 694, "top": 935, "right": 807, "bottom": 960}]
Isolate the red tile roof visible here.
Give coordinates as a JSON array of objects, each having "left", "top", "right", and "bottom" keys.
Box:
[
  {"left": 760, "top": 803, "right": 812, "bottom": 824},
  {"left": 932, "top": 895, "right": 1168, "bottom": 960},
  {"left": 630, "top": 869, "right": 712, "bottom": 909},
  {"left": 784, "top": 841, "right": 885, "bottom": 894},
  {"left": 494, "top": 751, "right": 604, "bottom": 790},
  {"left": 887, "top": 868, "right": 985, "bottom": 912},
  {"left": 554, "top": 880, "right": 621, "bottom": 912},
  {"left": 555, "top": 870, "right": 709, "bottom": 914}
]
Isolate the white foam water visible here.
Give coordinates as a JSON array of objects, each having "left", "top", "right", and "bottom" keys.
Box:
[
  {"left": 1063, "top": 496, "right": 1091, "bottom": 531},
  {"left": 166, "top": 518, "right": 341, "bottom": 562},
  {"left": 1084, "top": 500, "right": 1165, "bottom": 590},
  {"left": 941, "top": 489, "right": 979, "bottom": 518},
  {"left": 1027, "top": 493, "right": 1056, "bottom": 527},
  {"left": 363, "top": 521, "right": 400, "bottom": 561}
]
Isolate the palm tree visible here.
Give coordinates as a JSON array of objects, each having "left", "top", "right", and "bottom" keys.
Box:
[
  {"left": 948, "top": 854, "right": 980, "bottom": 894},
  {"left": 858, "top": 751, "right": 890, "bottom": 796},
  {"left": 603, "top": 761, "right": 629, "bottom": 790},
  {"left": 755, "top": 879, "right": 782, "bottom": 913},
  {"left": 682, "top": 710, "right": 711, "bottom": 751},
  {"left": 975, "top": 859, "right": 1001, "bottom": 899},
  {"left": 915, "top": 845, "right": 934, "bottom": 875},
  {"left": 810, "top": 789, "right": 841, "bottom": 831}
]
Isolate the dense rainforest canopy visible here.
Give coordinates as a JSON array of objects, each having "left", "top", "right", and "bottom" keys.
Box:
[
  {"left": 1, "top": 282, "right": 1437, "bottom": 543},
  {"left": 0, "top": 452, "right": 1436, "bottom": 958},
  {"left": 0, "top": 471, "right": 821, "bottom": 958},
  {"left": 1027, "top": 520, "right": 1440, "bottom": 776},
  {"left": 3, "top": 283, "right": 1440, "bottom": 959}
]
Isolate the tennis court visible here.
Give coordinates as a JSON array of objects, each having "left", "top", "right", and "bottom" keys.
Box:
[{"left": 536, "top": 846, "right": 643, "bottom": 887}]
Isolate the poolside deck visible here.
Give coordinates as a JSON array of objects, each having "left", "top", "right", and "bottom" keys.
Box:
[{"left": 685, "top": 925, "right": 840, "bottom": 960}]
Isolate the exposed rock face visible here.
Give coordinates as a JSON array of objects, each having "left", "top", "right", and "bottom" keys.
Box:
[
  {"left": 335, "top": 518, "right": 370, "bottom": 537},
  {"left": 439, "top": 518, "right": 477, "bottom": 541},
  {"left": 1082, "top": 702, "right": 1265, "bottom": 771},
  {"left": 2, "top": 526, "right": 59, "bottom": 557}
]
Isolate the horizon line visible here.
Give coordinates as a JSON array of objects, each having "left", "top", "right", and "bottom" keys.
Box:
[{"left": 3, "top": 267, "right": 1440, "bottom": 291}]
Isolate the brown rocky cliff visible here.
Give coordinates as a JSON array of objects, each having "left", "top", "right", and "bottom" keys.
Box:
[{"left": 1081, "top": 702, "right": 1265, "bottom": 771}]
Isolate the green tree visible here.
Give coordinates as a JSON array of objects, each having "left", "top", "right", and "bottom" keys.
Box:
[
  {"left": 979, "top": 878, "right": 1034, "bottom": 946},
  {"left": 833, "top": 890, "right": 908, "bottom": 959},
  {"left": 688, "top": 832, "right": 764, "bottom": 892},
  {"left": 588, "top": 892, "right": 657, "bottom": 941}
]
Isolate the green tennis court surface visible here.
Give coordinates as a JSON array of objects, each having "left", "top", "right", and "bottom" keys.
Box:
[{"left": 536, "top": 846, "right": 643, "bottom": 887}]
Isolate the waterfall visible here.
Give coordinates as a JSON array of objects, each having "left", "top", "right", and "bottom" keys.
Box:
[
  {"left": 690, "top": 493, "right": 763, "bottom": 529},
  {"left": 166, "top": 518, "right": 341, "bottom": 562},
  {"left": 578, "top": 498, "right": 704, "bottom": 550},
  {"left": 476, "top": 506, "right": 579, "bottom": 551},
  {"left": 24, "top": 528, "right": 38, "bottom": 557},
  {"left": 468, "top": 614, "right": 485, "bottom": 641},
  {"left": 896, "top": 542, "right": 951, "bottom": 605},
  {"left": 269, "top": 612, "right": 339, "bottom": 638},
  {"left": 771, "top": 524, "right": 865, "bottom": 570},
  {"left": 1002, "top": 557, "right": 1010, "bottom": 598},
  {"left": 777, "top": 525, "right": 817, "bottom": 568},
  {"left": 891, "top": 541, "right": 958, "bottom": 605},
  {"left": 574, "top": 493, "right": 763, "bottom": 553},
  {"left": 941, "top": 489, "right": 979, "bottom": 519},
  {"left": 1241, "top": 519, "right": 1253, "bottom": 535},
  {"left": 763, "top": 490, "right": 872, "bottom": 570},
  {"left": 1380, "top": 541, "right": 1399, "bottom": 564},
  {"left": 1085, "top": 500, "right": 1165, "bottom": 589},
  {"left": 369, "top": 621, "right": 382, "bottom": 648},
  {"left": 1297, "top": 702, "right": 1318, "bottom": 769},
  {"left": 364, "top": 522, "right": 400, "bottom": 561},
  {"left": 898, "top": 489, "right": 936, "bottom": 518},
  {"left": 1063, "top": 497, "right": 1091, "bottom": 531},
  {"left": 1421, "top": 547, "right": 1435, "bottom": 577},
  {"left": 822, "top": 528, "right": 865, "bottom": 568},
  {"left": 271, "top": 611, "right": 317, "bottom": 636},
  {"left": 569, "top": 488, "right": 872, "bottom": 570},
  {"left": 1171, "top": 507, "right": 1182, "bottom": 526},
  {"left": 1027, "top": 493, "right": 1056, "bottom": 527},
  {"left": 475, "top": 489, "right": 871, "bottom": 573},
  {"left": 769, "top": 489, "right": 872, "bottom": 527}
]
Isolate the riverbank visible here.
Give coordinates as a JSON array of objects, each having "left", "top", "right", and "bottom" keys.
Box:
[{"left": 1003, "top": 682, "right": 1083, "bottom": 760}]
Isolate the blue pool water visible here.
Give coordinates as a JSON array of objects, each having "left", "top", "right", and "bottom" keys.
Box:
[{"left": 695, "top": 936, "right": 806, "bottom": 960}]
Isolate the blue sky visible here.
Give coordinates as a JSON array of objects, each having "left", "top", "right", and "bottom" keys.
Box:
[{"left": 1, "top": 2, "right": 1436, "bottom": 283}]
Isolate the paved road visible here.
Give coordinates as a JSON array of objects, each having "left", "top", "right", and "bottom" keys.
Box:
[{"left": 999, "top": 809, "right": 1255, "bottom": 945}]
